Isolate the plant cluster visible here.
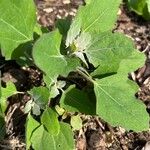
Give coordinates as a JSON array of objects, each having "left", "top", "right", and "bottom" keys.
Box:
[
  {"left": 0, "top": 0, "right": 149, "bottom": 149},
  {"left": 127, "top": 0, "right": 150, "bottom": 20}
]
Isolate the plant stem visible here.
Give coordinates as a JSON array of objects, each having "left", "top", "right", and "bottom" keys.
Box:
[{"left": 76, "top": 68, "right": 94, "bottom": 84}]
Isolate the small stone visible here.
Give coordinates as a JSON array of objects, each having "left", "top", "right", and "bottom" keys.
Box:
[
  {"left": 56, "top": 14, "right": 62, "bottom": 19},
  {"left": 143, "top": 141, "right": 150, "bottom": 150},
  {"left": 43, "top": 7, "right": 53, "bottom": 13},
  {"left": 63, "top": 0, "right": 70, "bottom": 4},
  {"left": 135, "top": 37, "right": 141, "bottom": 42},
  {"left": 69, "top": 11, "right": 76, "bottom": 16}
]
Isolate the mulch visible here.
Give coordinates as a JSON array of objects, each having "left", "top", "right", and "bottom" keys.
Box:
[{"left": 0, "top": 0, "right": 150, "bottom": 149}]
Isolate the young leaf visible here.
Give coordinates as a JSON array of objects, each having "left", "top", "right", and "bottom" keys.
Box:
[
  {"left": 74, "top": 32, "right": 91, "bottom": 52},
  {"left": 41, "top": 107, "right": 60, "bottom": 135},
  {"left": 29, "top": 87, "right": 50, "bottom": 109},
  {"left": 31, "top": 123, "right": 75, "bottom": 150},
  {"left": 71, "top": 115, "right": 82, "bottom": 131},
  {"left": 32, "top": 102, "right": 41, "bottom": 116},
  {"left": 0, "top": 0, "right": 36, "bottom": 59},
  {"left": 60, "top": 85, "right": 95, "bottom": 115},
  {"left": 66, "top": 0, "right": 121, "bottom": 46},
  {"left": 33, "top": 30, "right": 80, "bottom": 86},
  {"left": 26, "top": 114, "right": 40, "bottom": 150},
  {"left": 50, "top": 80, "right": 66, "bottom": 98},
  {"left": 85, "top": 32, "right": 134, "bottom": 76},
  {"left": 1, "top": 82, "right": 17, "bottom": 113},
  {"left": 66, "top": 17, "right": 81, "bottom": 47}
]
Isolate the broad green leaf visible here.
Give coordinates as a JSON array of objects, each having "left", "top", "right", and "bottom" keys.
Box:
[
  {"left": 1, "top": 82, "right": 17, "bottom": 113},
  {"left": 31, "top": 122, "right": 75, "bottom": 150},
  {"left": 41, "top": 107, "right": 60, "bottom": 135},
  {"left": 78, "top": 0, "right": 121, "bottom": 33},
  {"left": 0, "top": 0, "right": 36, "bottom": 59},
  {"left": 118, "top": 50, "right": 145, "bottom": 75},
  {"left": 94, "top": 48, "right": 148, "bottom": 131},
  {"left": 26, "top": 114, "right": 40, "bottom": 150},
  {"left": 29, "top": 87, "right": 50, "bottom": 110},
  {"left": 128, "top": 0, "right": 150, "bottom": 20},
  {"left": 60, "top": 85, "right": 95, "bottom": 115},
  {"left": 147, "top": 0, "right": 150, "bottom": 12},
  {"left": 71, "top": 115, "right": 82, "bottom": 130},
  {"left": 11, "top": 42, "right": 33, "bottom": 66},
  {"left": 85, "top": 0, "right": 92, "bottom": 4},
  {"left": 56, "top": 18, "right": 71, "bottom": 36},
  {"left": 94, "top": 76, "right": 149, "bottom": 131},
  {"left": 66, "top": 0, "right": 121, "bottom": 46},
  {"left": 128, "top": 0, "right": 146, "bottom": 15},
  {"left": 85, "top": 32, "right": 134, "bottom": 76},
  {"left": 54, "top": 122, "right": 75, "bottom": 150},
  {"left": 33, "top": 30, "right": 80, "bottom": 86},
  {"left": 94, "top": 49, "right": 147, "bottom": 131},
  {"left": 31, "top": 125, "right": 55, "bottom": 150}
]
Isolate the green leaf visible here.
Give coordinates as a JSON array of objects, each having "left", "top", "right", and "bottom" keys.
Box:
[
  {"left": 128, "top": 0, "right": 146, "bottom": 15},
  {"left": 128, "top": 0, "right": 150, "bottom": 20},
  {"left": 55, "top": 105, "right": 65, "bottom": 116},
  {"left": 85, "top": 0, "right": 92, "bottom": 4},
  {"left": 66, "top": 0, "right": 121, "bottom": 46},
  {"left": 85, "top": 32, "right": 134, "bottom": 76},
  {"left": 93, "top": 47, "right": 148, "bottom": 131},
  {"left": 56, "top": 18, "right": 71, "bottom": 36},
  {"left": 1, "top": 82, "right": 17, "bottom": 113},
  {"left": 66, "top": 17, "right": 81, "bottom": 47},
  {"left": 32, "top": 102, "right": 41, "bottom": 116},
  {"left": 11, "top": 42, "right": 33, "bottom": 66},
  {"left": 55, "top": 122, "right": 75, "bottom": 150},
  {"left": 71, "top": 115, "right": 82, "bottom": 131},
  {"left": 31, "top": 125, "right": 56, "bottom": 150},
  {"left": 147, "top": 0, "right": 150, "bottom": 12},
  {"left": 60, "top": 85, "right": 95, "bottom": 115},
  {"left": 74, "top": 32, "right": 91, "bottom": 52},
  {"left": 0, "top": 0, "right": 36, "bottom": 59},
  {"left": 29, "top": 87, "right": 50, "bottom": 110},
  {"left": 33, "top": 30, "right": 80, "bottom": 86},
  {"left": 94, "top": 75, "right": 149, "bottom": 131},
  {"left": 50, "top": 80, "right": 66, "bottom": 99},
  {"left": 41, "top": 107, "right": 60, "bottom": 135},
  {"left": 26, "top": 114, "right": 40, "bottom": 150},
  {"left": 117, "top": 50, "right": 145, "bottom": 75},
  {"left": 31, "top": 123, "right": 75, "bottom": 150}
]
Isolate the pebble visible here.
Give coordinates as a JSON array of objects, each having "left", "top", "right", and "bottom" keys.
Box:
[
  {"left": 43, "top": 7, "right": 53, "bottom": 13},
  {"left": 142, "top": 141, "right": 150, "bottom": 150},
  {"left": 63, "top": 0, "right": 70, "bottom": 4}
]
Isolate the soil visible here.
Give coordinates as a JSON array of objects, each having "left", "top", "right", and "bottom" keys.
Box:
[{"left": 0, "top": 0, "right": 150, "bottom": 150}]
